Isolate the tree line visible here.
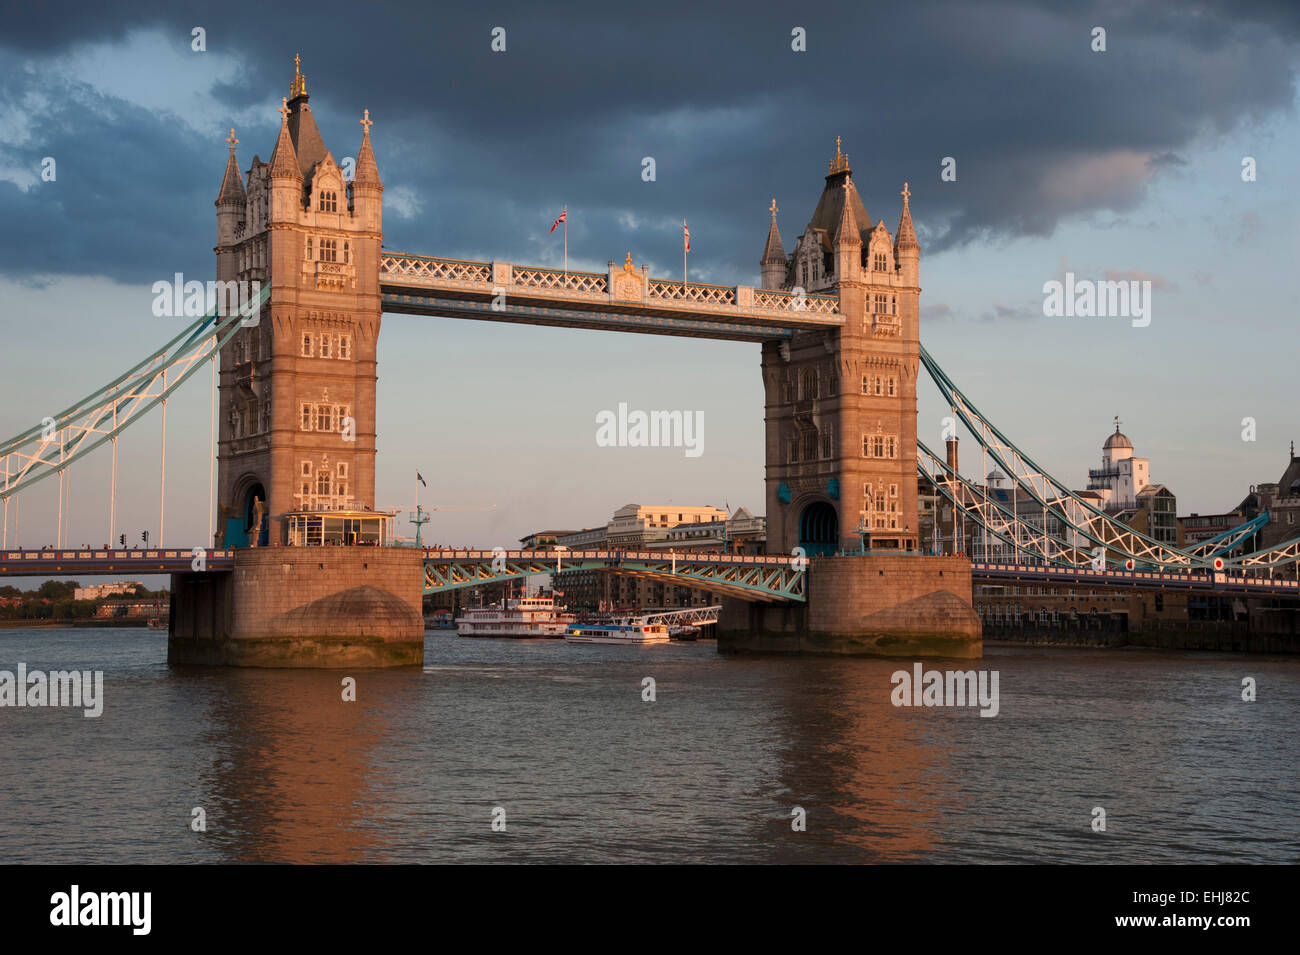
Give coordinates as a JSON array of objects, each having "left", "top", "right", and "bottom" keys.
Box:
[{"left": 0, "top": 581, "right": 169, "bottom": 621}]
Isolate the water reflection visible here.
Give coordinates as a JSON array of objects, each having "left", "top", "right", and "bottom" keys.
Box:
[
  {"left": 181, "top": 667, "right": 420, "bottom": 863},
  {"left": 755, "top": 659, "right": 950, "bottom": 861}
]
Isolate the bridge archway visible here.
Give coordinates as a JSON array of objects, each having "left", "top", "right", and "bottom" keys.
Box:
[
  {"left": 798, "top": 500, "right": 838, "bottom": 557},
  {"left": 242, "top": 481, "right": 268, "bottom": 548}
]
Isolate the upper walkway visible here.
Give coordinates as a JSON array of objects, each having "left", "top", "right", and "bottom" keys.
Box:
[{"left": 379, "top": 252, "right": 843, "bottom": 342}]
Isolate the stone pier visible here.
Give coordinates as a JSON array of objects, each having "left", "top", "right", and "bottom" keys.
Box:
[
  {"left": 168, "top": 547, "right": 424, "bottom": 668},
  {"left": 718, "top": 554, "right": 982, "bottom": 658}
]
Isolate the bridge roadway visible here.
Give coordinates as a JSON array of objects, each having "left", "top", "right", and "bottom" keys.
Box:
[
  {"left": 378, "top": 252, "right": 844, "bottom": 342},
  {"left": 0, "top": 548, "right": 235, "bottom": 575},
  {"left": 420, "top": 548, "right": 807, "bottom": 602},
  {"left": 970, "top": 561, "right": 1300, "bottom": 597},
  {"left": 0, "top": 546, "right": 808, "bottom": 603},
  {"left": 2, "top": 548, "right": 1297, "bottom": 600}
]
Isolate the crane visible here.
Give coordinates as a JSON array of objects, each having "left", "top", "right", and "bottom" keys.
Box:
[
  {"left": 388, "top": 502, "right": 497, "bottom": 546},
  {"left": 393, "top": 471, "right": 496, "bottom": 546}
]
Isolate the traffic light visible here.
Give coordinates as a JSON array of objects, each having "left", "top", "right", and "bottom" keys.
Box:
[
  {"left": 119, "top": 534, "right": 125, "bottom": 547},
  {"left": 142, "top": 531, "right": 149, "bottom": 545}
]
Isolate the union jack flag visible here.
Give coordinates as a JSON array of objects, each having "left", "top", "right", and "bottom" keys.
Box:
[{"left": 549, "top": 206, "right": 567, "bottom": 233}]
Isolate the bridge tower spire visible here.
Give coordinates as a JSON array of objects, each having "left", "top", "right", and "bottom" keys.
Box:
[
  {"left": 352, "top": 108, "right": 383, "bottom": 232},
  {"left": 760, "top": 198, "right": 786, "bottom": 290},
  {"left": 895, "top": 181, "right": 919, "bottom": 286},
  {"left": 833, "top": 181, "right": 862, "bottom": 282},
  {"left": 213, "top": 59, "right": 384, "bottom": 547},
  {"left": 215, "top": 128, "right": 245, "bottom": 278}
]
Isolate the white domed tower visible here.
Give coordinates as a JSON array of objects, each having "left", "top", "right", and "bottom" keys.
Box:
[
  {"left": 1103, "top": 427, "right": 1133, "bottom": 465},
  {"left": 1088, "top": 418, "right": 1150, "bottom": 510}
]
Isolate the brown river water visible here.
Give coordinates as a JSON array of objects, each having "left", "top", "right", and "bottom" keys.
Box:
[{"left": 0, "top": 628, "right": 1296, "bottom": 863}]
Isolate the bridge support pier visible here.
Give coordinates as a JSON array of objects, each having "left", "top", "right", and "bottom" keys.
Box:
[
  {"left": 168, "top": 547, "right": 424, "bottom": 668},
  {"left": 718, "top": 554, "right": 982, "bottom": 658}
]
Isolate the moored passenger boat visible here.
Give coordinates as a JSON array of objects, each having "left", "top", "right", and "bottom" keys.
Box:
[{"left": 456, "top": 593, "right": 575, "bottom": 638}]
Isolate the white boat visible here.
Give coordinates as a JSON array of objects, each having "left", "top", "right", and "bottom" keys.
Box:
[
  {"left": 565, "top": 616, "right": 671, "bottom": 645},
  {"left": 456, "top": 594, "right": 575, "bottom": 638}
]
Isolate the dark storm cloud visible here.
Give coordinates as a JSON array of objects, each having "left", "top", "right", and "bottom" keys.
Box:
[
  {"left": 0, "top": 59, "right": 218, "bottom": 287},
  {"left": 0, "top": 0, "right": 1297, "bottom": 287}
]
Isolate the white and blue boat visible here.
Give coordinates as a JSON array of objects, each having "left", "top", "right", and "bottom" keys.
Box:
[{"left": 564, "top": 616, "right": 671, "bottom": 645}]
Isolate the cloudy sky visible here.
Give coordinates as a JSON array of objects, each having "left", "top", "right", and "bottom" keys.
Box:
[{"left": 1, "top": 0, "right": 1298, "bottom": 549}]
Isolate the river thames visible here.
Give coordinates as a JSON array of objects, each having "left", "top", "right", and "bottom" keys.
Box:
[{"left": 1, "top": 628, "right": 1296, "bottom": 864}]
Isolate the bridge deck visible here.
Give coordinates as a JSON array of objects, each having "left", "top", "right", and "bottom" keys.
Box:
[
  {"left": 380, "top": 253, "right": 843, "bottom": 342},
  {"left": 972, "top": 561, "right": 1300, "bottom": 596},
  {"left": 421, "top": 547, "right": 807, "bottom": 602},
  {"left": 4, "top": 549, "right": 1295, "bottom": 600},
  {"left": 0, "top": 549, "right": 235, "bottom": 576}
]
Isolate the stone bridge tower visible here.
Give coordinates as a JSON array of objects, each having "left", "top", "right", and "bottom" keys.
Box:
[
  {"left": 760, "top": 139, "right": 921, "bottom": 556},
  {"left": 213, "top": 58, "right": 383, "bottom": 546}
]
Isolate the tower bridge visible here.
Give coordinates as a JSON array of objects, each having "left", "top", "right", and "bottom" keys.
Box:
[
  {"left": 3, "top": 58, "right": 1298, "bottom": 666},
  {"left": 206, "top": 66, "right": 924, "bottom": 560}
]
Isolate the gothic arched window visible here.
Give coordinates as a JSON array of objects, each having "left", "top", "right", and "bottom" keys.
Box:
[{"left": 798, "top": 367, "right": 818, "bottom": 401}]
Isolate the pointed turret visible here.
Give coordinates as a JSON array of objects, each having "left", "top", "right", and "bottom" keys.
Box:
[
  {"left": 833, "top": 182, "right": 862, "bottom": 283},
  {"left": 760, "top": 198, "right": 785, "bottom": 290},
  {"left": 834, "top": 183, "right": 861, "bottom": 246},
  {"left": 268, "top": 97, "right": 303, "bottom": 223},
  {"left": 895, "top": 181, "right": 919, "bottom": 286},
  {"left": 216, "top": 128, "right": 245, "bottom": 206},
  {"left": 896, "top": 181, "right": 918, "bottom": 251},
  {"left": 354, "top": 109, "right": 382, "bottom": 188},
  {"left": 269, "top": 98, "right": 302, "bottom": 182},
  {"left": 215, "top": 128, "right": 245, "bottom": 280},
  {"left": 351, "top": 108, "right": 383, "bottom": 234}
]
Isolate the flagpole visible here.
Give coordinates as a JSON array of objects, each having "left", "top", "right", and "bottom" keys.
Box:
[
  {"left": 563, "top": 205, "right": 568, "bottom": 280},
  {"left": 683, "top": 219, "right": 687, "bottom": 289}
]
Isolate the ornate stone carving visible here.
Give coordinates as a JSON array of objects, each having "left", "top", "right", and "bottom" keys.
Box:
[{"left": 611, "top": 253, "right": 644, "bottom": 301}]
